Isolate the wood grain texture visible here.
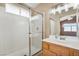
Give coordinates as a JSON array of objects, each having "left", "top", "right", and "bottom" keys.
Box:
[{"left": 43, "top": 41, "right": 79, "bottom": 56}]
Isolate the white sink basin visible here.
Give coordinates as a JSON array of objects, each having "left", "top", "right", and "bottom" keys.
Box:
[{"left": 49, "top": 35, "right": 79, "bottom": 43}]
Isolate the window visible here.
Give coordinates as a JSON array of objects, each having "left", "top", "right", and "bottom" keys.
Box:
[
  {"left": 6, "top": 4, "right": 20, "bottom": 15},
  {"left": 20, "top": 8, "right": 29, "bottom": 17},
  {"left": 63, "top": 23, "right": 77, "bottom": 32},
  {"left": 63, "top": 24, "right": 71, "bottom": 31},
  {"left": 5, "top": 4, "right": 30, "bottom": 17}
]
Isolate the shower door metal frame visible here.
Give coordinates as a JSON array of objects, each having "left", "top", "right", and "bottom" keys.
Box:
[{"left": 29, "top": 8, "right": 43, "bottom": 56}]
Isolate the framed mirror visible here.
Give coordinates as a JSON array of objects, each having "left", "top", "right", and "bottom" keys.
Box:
[{"left": 49, "top": 3, "right": 79, "bottom": 37}]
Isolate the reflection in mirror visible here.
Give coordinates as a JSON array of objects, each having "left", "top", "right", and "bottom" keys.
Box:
[
  {"left": 49, "top": 3, "right": 79, "bottom": 37},
  {"left": 77, "top": 5, "right": 79, "bottom": 38},
  {"left": 60, "top": 15, "right": 77, "bottom": 36}
]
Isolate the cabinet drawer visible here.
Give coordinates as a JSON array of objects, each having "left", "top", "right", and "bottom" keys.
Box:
[
  {"left": 49, "top": 43, "right": 61, "bottom": 55},
  {"left": 43, "top": 42, "right": 49, "bottom": 50},
  {"left": 69, "top": 49, "right": 74, "bottom": 56},
  {"left": 43, "top": 49, "right": 57, "bottom": 56}
]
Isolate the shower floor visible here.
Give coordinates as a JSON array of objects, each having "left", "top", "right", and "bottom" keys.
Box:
[{"left": 31, "top": 46, "right": 42, "bottom": 55}]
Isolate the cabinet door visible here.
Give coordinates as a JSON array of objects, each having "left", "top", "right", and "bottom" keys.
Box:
[
  {"left": 43, "top": 49, "right": 57, "bottom": 56},
  {"left": 49, "top": 43, "right": 69, "bottom": 56},
  {"left": 73, "top": 50, "right": 79, "bottom": 56},
  {"left": 69, "top": 48, "right": 74, "bottom": 56},
  {"left": 59, "top": 47, "right": 70, "bottom": 56},
  {"left": 49, "top": 43, "right": 61, "bottom": 55}
]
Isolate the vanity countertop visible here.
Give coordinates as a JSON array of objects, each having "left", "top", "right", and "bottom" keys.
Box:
[{"left": 43, "top": 38, "right": 79, "bottom": 50}]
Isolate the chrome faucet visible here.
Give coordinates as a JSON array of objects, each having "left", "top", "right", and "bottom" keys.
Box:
[{"left": 60, "top": 37, "right": 66, "bottom": 40}]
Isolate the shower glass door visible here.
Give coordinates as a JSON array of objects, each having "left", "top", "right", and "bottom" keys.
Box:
[
  {"left": 0, "top": 4, "right": 30, "bottom": 56},
  {"left": 30, "top": 10, "right": 42, "bottom": 55}
]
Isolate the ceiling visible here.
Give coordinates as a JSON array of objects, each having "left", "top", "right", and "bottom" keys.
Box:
[{"left": 24, "top": 3, "right": 40, "bottom": 8}]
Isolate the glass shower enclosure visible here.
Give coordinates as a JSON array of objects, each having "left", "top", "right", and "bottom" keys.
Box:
[{"left": 0, "top": 4, "right": 43, "bottom": 56}]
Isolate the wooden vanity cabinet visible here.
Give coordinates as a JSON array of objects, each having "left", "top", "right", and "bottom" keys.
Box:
[{"left": 43, "top": 41, "right": 79, "bottom": 56}]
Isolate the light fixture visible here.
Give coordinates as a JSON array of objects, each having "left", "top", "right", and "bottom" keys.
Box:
[
  {"left": 50, "top": 3, "right": 77, "bottom": 15},
  {"left": 64, "top": 4, "right": 68, "bottom": 12},
  {"left": 51, "top": 8, "right": 56, "bottom": 15},
  {"left": 68, "top": 16, "right": 72, "bottom": 20},
  {"left": 57, "top": 6, "right": 61, "bottom": 14},
  {"left": 73, "top": 3, "right": 79, "bottom": 9}
]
